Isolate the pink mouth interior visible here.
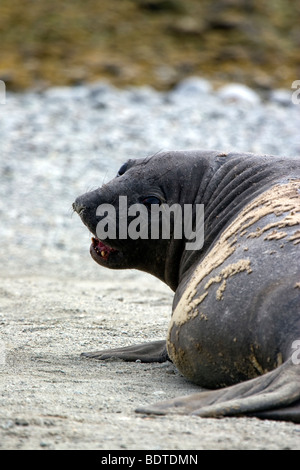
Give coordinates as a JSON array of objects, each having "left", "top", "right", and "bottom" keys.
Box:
[{"left": 91, "top": 237, "right": 117, "bottom": 260}]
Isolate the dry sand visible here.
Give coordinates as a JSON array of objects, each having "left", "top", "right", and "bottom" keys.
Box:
[{"left": 0, "top": 258, "right": 299, "bottom": 450}]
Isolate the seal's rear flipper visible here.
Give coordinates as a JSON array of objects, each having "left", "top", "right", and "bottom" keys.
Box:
[
  {"left": 136, "top": 359, "right": 300, "bottom": 423},
  {"left": 81, "top": 340, "right": 169, "bottom": 363},
  {"left": 251, "top": 400, "right": 300, "bottom": 423}
]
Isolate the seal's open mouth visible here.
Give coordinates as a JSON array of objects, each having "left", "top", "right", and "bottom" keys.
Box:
[{"left": 91, "top": 237, "right": 118, "bottom": 261}]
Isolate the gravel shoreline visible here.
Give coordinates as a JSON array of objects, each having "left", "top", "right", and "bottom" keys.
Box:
[
  {"left": 0, "top": 79, "right": 299, "bottom": 449},
  {"left": 1, "top": 78, "right": 299, "bottom": 274}
]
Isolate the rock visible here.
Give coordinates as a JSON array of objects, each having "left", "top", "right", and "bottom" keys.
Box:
[
  {"left": 167, "top": 17, "right": 206, "bottom": 36},
  {"left": 171, "top": 76, "right": 212, "bottom": 97},
  {"left": 154, "top": 65, "right": 178, "bottom": 86},
  {"left": 217, "top": 83, "right": 260, "bottom": 105},
  {"left": 269, "top": 89, "right": 292, "bottom": 106},
  {"left": 44, "top": 86, "right": 89, "bottom": 101},
  {"left": 208, "top": 14, "right": 245, "bottom": 31},
  {"left": 137, "top": 0, "right": 185, "bottom": 13}
]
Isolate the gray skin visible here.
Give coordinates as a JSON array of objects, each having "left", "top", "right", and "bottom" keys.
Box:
[{"left": 73, "top": 150, "right": 300, "bottom": 422}]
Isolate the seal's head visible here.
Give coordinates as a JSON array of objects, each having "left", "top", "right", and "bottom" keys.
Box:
[{"left": 73, "top": 151, "right": 211, "bottom": 289}]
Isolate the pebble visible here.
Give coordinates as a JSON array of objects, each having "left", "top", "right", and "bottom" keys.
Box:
[
  {"left": 172, "top": 76, "right": 212, "bottom": 96},
  {"left": 217, "top": 83, "right": 261, "bottom": 105},
  {"left": 152, "top": 390, "right": 166, "bottom": 396},
  {"left": 269, "top": 88, "right": 293, "bottom": 106}
]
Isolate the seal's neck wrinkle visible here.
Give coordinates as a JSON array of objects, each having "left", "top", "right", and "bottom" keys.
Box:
[
  {"left": 203, "top": 156, "right": 273, "bottom": 237},
  {"left": 180, "top": 154, "right": 292, "bottom": 279}
]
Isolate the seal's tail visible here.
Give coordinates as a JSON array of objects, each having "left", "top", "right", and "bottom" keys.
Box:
[{"left": 136, "top": 358, "right": 300, "bottom": 423}]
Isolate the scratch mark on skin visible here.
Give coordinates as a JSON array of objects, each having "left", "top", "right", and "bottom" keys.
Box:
[
  {"left": 264, "top": 230, "right": 288, "bottom": 241},
  {"left": 170, "top": 179, "right": 300, "bottom": 328},
  {"left": 249, "top": 345, "right": 265, "bottom": 375},
  {"left": 247, "top": 212, "right": 300, "bottom": 239},
  {"left": 276, "top": 352, "right": 283, "bottom": 367},
  {"left": 216, "top": 280, "right": 227, "bottom": 301},
  {"left": 247, "top": 227, "right": 263, "bottom": 238},
  {"left": 204, "top": 259, "right": 252, "bottom": 301},
  {"left": 199, "top": 312, "right": 208, "bottom": 321},
  {"left": 289, "top": 230, "right": 300, "bottom": 245}
]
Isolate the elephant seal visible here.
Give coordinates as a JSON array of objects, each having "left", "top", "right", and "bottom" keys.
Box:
[{"left": 73, "top": 150, "right": 300, "bottom": 422}]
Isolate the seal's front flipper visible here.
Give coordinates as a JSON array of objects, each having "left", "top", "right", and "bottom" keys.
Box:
[
  {"left": 136, "top": 360, "right": 300, "bottom": 423},
  {"left": 81, "top": 340, "right": 169, "bottom": 363}
]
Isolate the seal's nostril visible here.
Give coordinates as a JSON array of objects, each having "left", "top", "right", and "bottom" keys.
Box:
[{"left": 73, "top": 200, "right": 86, "bottom": 215}]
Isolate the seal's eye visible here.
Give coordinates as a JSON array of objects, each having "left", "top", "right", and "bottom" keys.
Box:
[
  {"left": 117, "top": 162, "right": 128, "bottom": 177},
  {"left": 142, "top": 196, "right": 161, "bottom": 208}
]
